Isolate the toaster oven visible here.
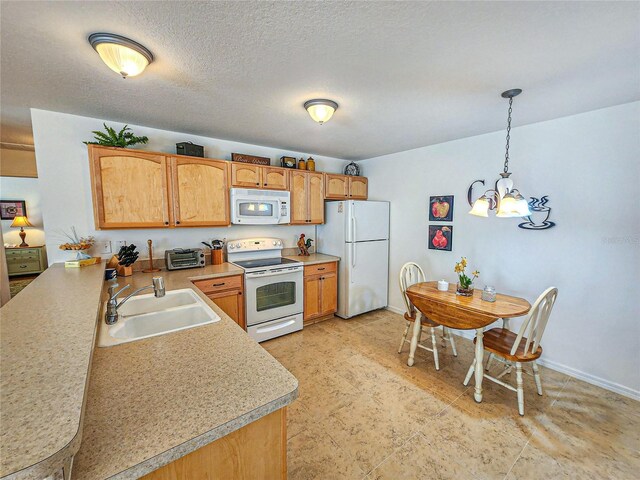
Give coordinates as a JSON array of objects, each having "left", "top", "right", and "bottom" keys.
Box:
[{"left": 165, "top": 248, "right": 206, "bottom": 270}]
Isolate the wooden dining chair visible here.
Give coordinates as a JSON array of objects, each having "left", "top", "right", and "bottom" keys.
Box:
[
  {"left": 463, "top": 287, "right": 558, "bottom": 415},
  {"left": 398, "top": 262, "right": 457, "bottom": 370}
]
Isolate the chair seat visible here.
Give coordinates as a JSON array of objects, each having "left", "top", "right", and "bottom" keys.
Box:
[
  {"left": 404, "top": 311, "right": 440, "bottom": 328},
  {"left": 474, "top": 328, "right": 542, "bottom": 362}
]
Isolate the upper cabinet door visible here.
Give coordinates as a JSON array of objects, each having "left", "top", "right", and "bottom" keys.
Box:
[
  {"left": 308, "top": 173, "right": 325, "bottom": 224},
  {"left": 231, "top": 163, "right": 261, "bottom": 188},
  {"left": 262, "top": 167, "right": 289, "bottom": 190},
  {"left": 169, "top": 156, "right": 230, "bottom": 227},
  {"left": 349, "top": 177, "right": 368, "bottom": 200},
  {"left": 289, "top": 171, "right": 308, "bottom": 224},
  {"left": 324, "top": 174, "right": 349, "bottom": 199},
  {"left": 89, "top": 146, "right": 170, "bottom": 229}
]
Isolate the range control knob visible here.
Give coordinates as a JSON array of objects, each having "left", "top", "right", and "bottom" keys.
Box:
[
  {"left": 236, "top": 242, "right": 242, "bottom": 248},
  {"left": 277, "top": 240, "right": 282, "bottom": 246},
  {"left": 228, "top": 244, "right": 235, "bottom": 250},
  {"left": 272, "top": 240, "right": 277, "bottom": 246}
]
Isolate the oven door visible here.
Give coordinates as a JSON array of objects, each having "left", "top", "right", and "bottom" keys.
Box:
[
  {"left": 245, "top": 266, "right": 303, "bottom": 326},
  {"left": 232, "top": 198, "right": 281, "bottom": 224}
]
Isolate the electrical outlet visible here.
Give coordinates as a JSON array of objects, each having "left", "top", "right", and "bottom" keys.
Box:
[
  {"left": 114, "top": 240, "right": 127, "bottom": 251},
  {"left": 98, "top": 241, "right": 112, "bottom": 254}
]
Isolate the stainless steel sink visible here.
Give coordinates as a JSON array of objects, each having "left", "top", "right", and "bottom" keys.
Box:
[{"left": 98, "top": 288, "right": 219, "bottom": 347}]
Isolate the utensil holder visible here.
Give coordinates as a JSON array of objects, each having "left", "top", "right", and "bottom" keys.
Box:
[
  {"left": 116, "top": 264, "right": 133, "bottom": 277},
  {"left": 212, "top": 249, "right": 223, "bottom": 265}
]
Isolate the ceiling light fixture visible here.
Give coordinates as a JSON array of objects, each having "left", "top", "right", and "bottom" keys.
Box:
[
  {"left": 88, "top": 33, "right": 154, "bottom": 79},
  {"left": 469, "top": 89, "right": 532, "bottom": 219},
  {"left": 304, "top": 99, "right": 338, "bottom": 125}
]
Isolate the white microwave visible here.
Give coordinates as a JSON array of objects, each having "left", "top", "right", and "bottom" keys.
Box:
[{"left": 230, "top": 188, "right": 290, "bottom": 225}]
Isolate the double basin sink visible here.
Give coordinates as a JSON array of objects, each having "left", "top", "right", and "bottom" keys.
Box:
[{"left": 98, "top": 288, "right": 220, "bottom": 347}]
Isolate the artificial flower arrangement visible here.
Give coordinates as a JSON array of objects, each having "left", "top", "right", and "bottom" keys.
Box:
[{"left": 454, "top": 257, "right": 479, "bottom": 296}]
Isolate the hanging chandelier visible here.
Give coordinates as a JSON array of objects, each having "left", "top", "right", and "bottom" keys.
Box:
[{"left": 469, "top": 89, "right": 531, "bottom": 218}]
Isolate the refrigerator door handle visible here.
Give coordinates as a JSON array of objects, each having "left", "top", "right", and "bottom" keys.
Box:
[
  {"left": 352, "top": 215, "right": 357, "bottom": 243},
  {"left": 351, "top": 242, "right": 356, "bottom": 270}
]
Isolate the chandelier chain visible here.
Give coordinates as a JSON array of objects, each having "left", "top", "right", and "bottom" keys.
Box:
[{"left": 503, "top": 96, "right": 513, "bottom": 174}]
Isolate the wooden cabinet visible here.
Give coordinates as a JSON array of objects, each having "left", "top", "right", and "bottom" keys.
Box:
[
  {"left": 324, "top": 174, "right": 349, "bottom": 199},
  {"left": 142, "top": 408, "right": 286, "bottom": 480},
  {"left": 231, "top": 164, "right": 289, "bottom": 190},
  {"left": 6, "top": 246, "right": 47, "bottom": 277},
  {"left": 192, "top": 275, "right": 245, "bottom": 330},
  {"left": 324, "top": 173, "right": 368, "bottom": 200},
  {"left": 303, "top": 262, "right": 338, "bottom": 324},
  {"left": 349, "top": 176, "right": 368, "bottom": 199},
  {"left": 169, "top": 156, "right": 230, "bottom": 227},
  {"left": 290, "top": 171, "right": 324, "bottom": 224},
  {"left": 89, "top": 146, "right": 171, "bottom": 228},
  {"left": 89, "top": 146, "right": 231, "bottom": 229}
]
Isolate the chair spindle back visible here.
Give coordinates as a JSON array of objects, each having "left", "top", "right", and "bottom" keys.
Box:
[
  {"left": 510, "top": 287, "right": 558, "bottom": 356},
  {"left": 399, "top": 262, "right": 426, "bottom": 317}
]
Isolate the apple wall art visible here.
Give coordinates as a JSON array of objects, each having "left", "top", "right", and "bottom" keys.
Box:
[
  {"left": 429, "top": 195, "right": 454, "bottom": 222},
  {"left": 428, "top": 225, "right": 453, "bottom": 252}
]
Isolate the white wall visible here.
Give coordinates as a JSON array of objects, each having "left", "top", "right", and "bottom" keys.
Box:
[
  {"left": 0, "top": 177, "right": 46, "bottom": 247},
  {"left": 31, "top": 109, "right": 347, "bottom": 264},
  {"left": 360, "top": 102, "right": 640, "bottom": 399}
]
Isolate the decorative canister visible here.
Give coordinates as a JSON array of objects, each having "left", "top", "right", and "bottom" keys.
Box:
[
  {"left": 482, "top": 285, "right": 496, "bottom": 302},
  {"left": 306, "top": 156, "right": 316, "bottom": 171},
  {"left": 298, "top": 157, "right": 306, "bottom": 169},
  {"left": 437, "top": 280, "right": 449, "bottom": 292}
]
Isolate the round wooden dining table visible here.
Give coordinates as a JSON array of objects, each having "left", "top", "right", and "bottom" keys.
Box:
[{"left": 406, "top": 281, "right": 530, "bottom": 403}]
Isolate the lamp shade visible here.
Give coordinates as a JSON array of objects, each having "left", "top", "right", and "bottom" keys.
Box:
[
  {"left": 469, "top": 197, "right": 490, "bottom": 217},
  {"left": 304, "top": 99, "right": 338, "bottom": 124},
  {"left": 89, "top": 33, "right": 153, "bottom": 78},
  {"left": 496, "top": 193, "right": 520, "bottom": 218},
  {"left": 10, "top": 215, "right": 33, "bottom": 228}
]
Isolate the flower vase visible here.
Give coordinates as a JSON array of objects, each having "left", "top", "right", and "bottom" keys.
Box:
[{"left": 456, "top": 283, "right": 474, "bottom": 297}]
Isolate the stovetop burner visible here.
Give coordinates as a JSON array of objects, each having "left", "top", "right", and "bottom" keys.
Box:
[{"left": 232, "top": 257, "right": 300, "bottom": 269}]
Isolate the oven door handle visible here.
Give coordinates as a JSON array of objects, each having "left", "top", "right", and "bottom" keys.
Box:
[{"left": 246, "top": 268, "right": 301, "bottom": 279}]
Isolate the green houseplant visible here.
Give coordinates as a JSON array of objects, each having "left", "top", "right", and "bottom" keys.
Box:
[
  {"left": 454, "top": 257, "right": 479, "bottom": 296},
  {"left": 84, "top": 123, "right": 149, "bottom": 148}
]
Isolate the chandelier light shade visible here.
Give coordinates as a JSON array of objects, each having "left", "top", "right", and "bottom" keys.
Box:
[
  {"left": 89, "top": 33, "right": 154, "bottom": 78},
  {"left": 469, "top": 89, "right": 532, "bottom": 219},
  {"left": 304, "top": 99, "right": 338, "bottom": 124}
]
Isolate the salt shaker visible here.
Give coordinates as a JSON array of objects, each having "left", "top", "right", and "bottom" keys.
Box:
[{"left": 482, "top": 285, "right": 496, "bottom": 302}]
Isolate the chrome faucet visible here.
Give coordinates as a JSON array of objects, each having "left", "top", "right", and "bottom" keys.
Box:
[{"left": 105, "top": 276, "right": 165, "bottom": 325}]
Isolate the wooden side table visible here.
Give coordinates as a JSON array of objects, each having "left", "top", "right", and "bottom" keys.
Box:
[{"left": 6, "top": 246, "right": 48, "bottom": 277}]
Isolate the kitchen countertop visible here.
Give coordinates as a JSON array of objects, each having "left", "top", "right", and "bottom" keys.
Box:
[
  {"left": 1, "top": 263, "right": 105, "bottom": 480},
  {"left": 284, "top": 253, "right": 340, "bottom": 265},
  {"left": 1, "top": 262, "right": 298, "bottom": 480}
]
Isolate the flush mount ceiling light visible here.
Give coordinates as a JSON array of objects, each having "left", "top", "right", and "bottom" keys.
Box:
[
  {"left": 304, "top": 99, "right": 338, "bottom": 125},
  {"left": 469, "top": 89, "right": 532, "bottom": 219},
  {"left": 88, "top": 33, "right": 154, "bottom": 79}
]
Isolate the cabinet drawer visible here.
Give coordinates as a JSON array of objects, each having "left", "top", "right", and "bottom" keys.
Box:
[
  {"left": 192, "top": 275, "right": 243, "bottom": 294},
  {"left": 8, "top": 260, "right": 40, "bottom": 275},
  {"left": 6, "top": 249, "right": 38, "bottom": 258},
  {"left": 304, "top": 262, "right": 337, "bottom": 277}
]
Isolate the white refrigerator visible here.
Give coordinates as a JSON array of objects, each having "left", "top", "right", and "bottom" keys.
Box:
[{"left": 317, "top": 200, "right": 389, "bottom": 319}]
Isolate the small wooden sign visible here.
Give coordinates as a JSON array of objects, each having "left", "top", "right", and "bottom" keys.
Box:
[{"left": 231, "top": 153, "right": 270, "bottom": 165}]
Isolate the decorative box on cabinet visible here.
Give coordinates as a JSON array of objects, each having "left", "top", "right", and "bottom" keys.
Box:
[
  {"left": 6, "top": 246, "right": 47, "bottom": 277},
  {"left": 303, "top": 261, "right": 337, "bottom": 324},
  {"left": 192, "top": 275, "right": 246, "bottom": 330}
]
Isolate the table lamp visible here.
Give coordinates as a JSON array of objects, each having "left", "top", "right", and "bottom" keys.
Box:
[{"left": 11, "top": 215, "right": 33, "bottom": 247}]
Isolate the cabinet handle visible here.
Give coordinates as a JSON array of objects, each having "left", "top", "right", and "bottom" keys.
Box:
[
  {"left": 264, "top": 183, "right": 268, "bottom": 186},
  {"left": 20, "top": 265, "right": 27, "bottom": 268},
  {"left": 176, "top": 221, "right": 181, "bottom": 225},
  {"left": 256, "top": 182, "right": 260, "bottom": 186},
  {"left": 212, "top": 282, "right": 225, "bottom": 287},
  {"left": 238, "top": 291, "right": 243, "bottom": 295},
  {"left": 317, "top": 267, "right": 325, "bottom": 270},
  {"left": 164, "top": 221, "right": 169, "bottom": 225}
]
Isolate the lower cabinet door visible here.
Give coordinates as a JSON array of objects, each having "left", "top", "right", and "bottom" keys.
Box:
[
  {"left": 320, "top": 273, "right": 338, "bottom": 315},
  {"left": 207, "top": 290, "right": 246, "bottom": 330},
  {"left": 303, "top": 275, "right": 321, "bottom": 321}
]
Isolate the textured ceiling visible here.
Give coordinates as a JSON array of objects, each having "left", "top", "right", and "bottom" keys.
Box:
[{"left": 1, "top": 1, "right": 639, "bottom": 160}]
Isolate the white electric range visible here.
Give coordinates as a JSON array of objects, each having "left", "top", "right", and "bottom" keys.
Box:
[{"left": 227, "top": 238, "right": 303, "bottom": 342}]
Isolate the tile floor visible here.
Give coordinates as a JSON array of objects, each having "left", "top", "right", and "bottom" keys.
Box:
[{"left": 262, "top": 309, "right": 640, "bottom": 480}]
